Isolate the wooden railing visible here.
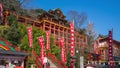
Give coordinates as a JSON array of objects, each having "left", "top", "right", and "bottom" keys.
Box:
[
  {"left": 32, "top": 50, "right": 42, "bottom": 68},
  {"left": 47, "top": 52, "right": 61, "bottom": 68},
  {"left": 47, "top": 52, "right": 68, "bottom": 68},
  {"left": 32, "top": 51, "right": 68, "bottom": 68}
]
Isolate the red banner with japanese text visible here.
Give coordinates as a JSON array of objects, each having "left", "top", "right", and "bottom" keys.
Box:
[
  {"left": 46, "top": 31, "right": 50, "bottom": 50},
  {"left": 38, "top": 36, "right": 44, "bottom": 65},
  {"left": 70, "top": 23, "right": 75, "bottom": 56},
  {"left": 27, "top": 27, "right": 33, "bottom": 48},
  {"left": 60, "top": 38, "right": 66, "bottom": 63},
  {"left": 108, "top": 30, "right": 114, "bottom": 68}
]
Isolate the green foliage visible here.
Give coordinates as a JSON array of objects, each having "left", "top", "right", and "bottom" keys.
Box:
[
  {"left": 17, "top": 23, "right": 30, "bottom": 51},
  {"left": 20, "top": 35, "right": 30, "bottom": 50},
  {"left": 50, "top": 44, "right": 60, "bottom": 55},
  {"left": 5, "top": 15, "right": 21, "bottom": 45},
  {"left": 0, "top": 25, "right": 9, "bottom": 38},
  {"left": 18, "top": 24, "right": 27, "bottom": 38},
  {"left": 6, "top": 23, "right": 21, "bottom": 45},
  {"left": 18, "top": 23, "right": 60, "bottom": 57},
  {"left": 49, "top": 35, "right": 60, "bottom": 59},
  {"left": 18, "top": 24, "right": 43, "bottom": 53},
  {"left": 7, "top": 15, "right": 17, "bottom": 25},
  {"left": 66, "top": 52, "right": 70, "bottom": 67},
  {"left": 32, "top": 27, "right": 45, "bottom": 54}
]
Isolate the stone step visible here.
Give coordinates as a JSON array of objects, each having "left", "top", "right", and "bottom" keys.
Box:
[{"left": 47, "top": 58, "right": 57, "bottom": 68}]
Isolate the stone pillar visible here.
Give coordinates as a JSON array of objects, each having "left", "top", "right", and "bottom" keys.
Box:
[
  {"left": 21, "top": 60, "right": 24, "bottom": 68},
  {"left": 80, "top": 56, "right": 84, "bottom": 68},
  {"left": 8, "top": 60, "right": 11, "bottom": 67}
]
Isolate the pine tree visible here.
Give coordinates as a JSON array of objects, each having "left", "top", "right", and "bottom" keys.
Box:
[{"left": 6, "top": 15, "right": 21, "bottom": 45}]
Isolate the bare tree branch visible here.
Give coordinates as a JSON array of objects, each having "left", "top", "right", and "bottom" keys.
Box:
[
  {"left": 86, "top": 22, "right": 96, "bottom": 52},
  {"left": 67, "top": 10, "right": 87, "bottom": 30}
]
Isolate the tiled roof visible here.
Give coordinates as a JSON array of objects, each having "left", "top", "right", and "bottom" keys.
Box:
[{"left": 0, "top": 50, "right": 28, "bottom": 56}]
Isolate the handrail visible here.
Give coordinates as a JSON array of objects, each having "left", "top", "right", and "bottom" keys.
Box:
[
  {"left": 47, "top": 52, "right": 68, "bottom": 68},
  {"left": 47, "top": 52, "right": 61, "bottom": 68},
  {"left": 32, "top": 50, "right": 42, "bottom": 68}
]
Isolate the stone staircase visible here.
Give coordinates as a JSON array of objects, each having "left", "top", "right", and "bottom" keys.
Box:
[
  {"left": 47, "top": 59, "right": 57, "bottom": 68},
  {"left": 47, "top": 52, "right": 68, "bottom": 68},
  {"left": 32, "top": 50, "right": 59, "bottom": 68}
]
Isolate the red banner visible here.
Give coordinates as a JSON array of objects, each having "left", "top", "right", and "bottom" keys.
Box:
[
  {"left": 70, "top": 23, "right": 75, "bottom": 56},
  {"left": 108, "top": 30, "right": 114, "bottom": 68},
  {"left": 27, "top": 27, "right": 33, "bottom": 48},
  {"left": 38, "top": 36, "right": 44, "bottom": 65},
  {"left": 46, "top": 31, "right": 50, "bottom": 50},
  {"left": 0, "top": 3, "right": 3, "bottom": 16},
  {"left": 60, "top": 38, "right": 66, "bottom": 63},
  {"left": 38, "top": 36, "right": 44, "bottom": 48}
]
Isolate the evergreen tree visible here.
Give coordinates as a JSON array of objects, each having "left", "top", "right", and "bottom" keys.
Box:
[{"left": 6, "top": 15, "right": 21, "bottom": 45}]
